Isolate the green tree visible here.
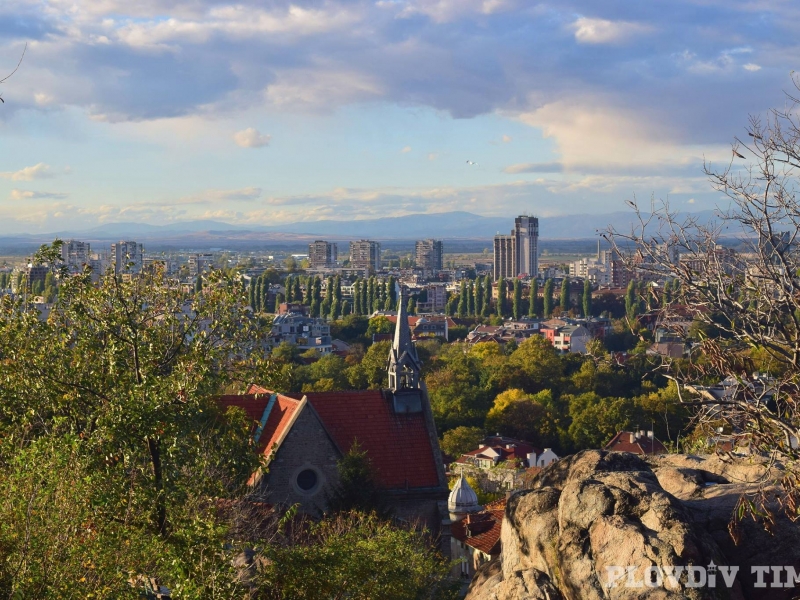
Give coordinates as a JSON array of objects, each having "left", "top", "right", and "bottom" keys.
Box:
[
  {"left": 529, "top": 279, "right": 539, "bottom": 318},
  {"left": 440, "top": 426, "right": 484, "bottom": 458},
  {"left": 482, "top": 275, "right": 491, "bottom": 318},
  {"left": 457, "top": 280, "right": 467, "bottom": 318},
  {"left": 407, "top": 296, "right": 416, "bottom": 315},
  {"left": 194, "top": 274, "right": 203, "bottom": 294},
  {"left": 475, "top": 278, "right": 484, "bottom": 316},
  {"left": 496, "top": 277, "right": 506, "bottom": 318},
  {"left": 387, "top": 275, "right": 397, "bottom": 309},
  {"left": 543, "top": 278, "right": 554, "bottom": 317},
  {"left": 582, "top": 279, "right": 592, "bottom": 317},
  {"left": 512, "top": 278, "right": 522, "bottom": 320},
  {"left": 327, "top": 442, "right": 389, "bottom": 517},
  {"left": 560, "top": 277, "right": 570, "bottom": 313}
]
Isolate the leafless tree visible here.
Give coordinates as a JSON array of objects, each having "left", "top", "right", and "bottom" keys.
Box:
[{"left": 605, "top": 76, "right": 800, "bottom": 528}]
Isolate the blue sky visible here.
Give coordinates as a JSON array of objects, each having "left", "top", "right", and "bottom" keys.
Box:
[{"left": 0, "top": 0, "right": 795, "bottom": 233}]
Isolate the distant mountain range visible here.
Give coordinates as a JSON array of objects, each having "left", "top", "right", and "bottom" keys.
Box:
[{"left": 0, "top": 210, "right": 721, "bottom": 253}]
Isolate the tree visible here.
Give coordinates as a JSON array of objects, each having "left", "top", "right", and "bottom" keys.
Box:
[
  {"left": 543, "top": 278, "right": 554, "bottom": 317},
  {"left": 582, "top": 278, "right": 592, "bottom": 317},
  {"left": 440, "top": 426, "right": 484, "bottom": 458},
  {"left": 467, "top": 280, "right": 475, "bottom": 316},
  {"left": 512, "top": 278, "right": 522, "bottom": 320},
  {"left": 560, "top": 277, "right": 570, "bottom": 313},
  {"left": 353, "top": 280, "right": 362, "bottom": 315},
  {"left": 482, "top": 275, "right": 492, "bottom": 318},
  {"left": 407, "top": 296, "right": 416, "bottom": 315},
  {"left": 0, "top": 243, "right": 262, "bottom": 594},
  {"left": 387, "top": 275, "right": 397, "bottom": 308},
  {"left": 367, "top": 315, "right": 393, "bottom": 336},
  {"left": 475, "top": 278, "right": 484, "bottom": 316},
  {"left": 327, "top": 442, "right": 389, "bottom": 516},
  {"left": 496, "top": 277, "right": 506, "bottom": 318},
  {"left": 311, "top": 276, "right": 322, "bottom": 317},
  {"left": 457, "top": 280, "right": 467, "bottom": 318},
  {"left": 529, "top": 279, "right": 538, "bottom": 318},
  {"left": 195, "top": 274, "right": 203, "bottom": 294}
]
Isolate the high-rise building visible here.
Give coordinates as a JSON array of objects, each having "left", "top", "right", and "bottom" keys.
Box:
[
  {"left": 415, "top": 239, "right": 443, "bottom": 273},
  {"left": 61, "top": 240, "right": 91, "bottom": 272},
  {"left": 110, "top": 241, "right": 144, "bottom": 275},
  {"left": 514, "top": 216, "right": 539, "bottom": 278},
  {"left": 349, "top": 240, "right": 381, "bottom": 272},
  {"left": 492, "top": 216, "right": 539, "bottom": 280},
  {"left": 188, "top": 253, "right": 214, "bottom": 276},
  {"left": 308, "top": 241, "right": 338, "bottom": 269},
  {"left": 493, "top": 235, "right": 515, "bottom": 280}
]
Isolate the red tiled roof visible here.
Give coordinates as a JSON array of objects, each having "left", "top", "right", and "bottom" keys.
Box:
[
  {"left": 451, "top": 498, "right": 506, "bottom": 555},
  {"left": 304, "top": 390, "right": 441, "bottom": 490},
  {"left": 604, "top": 431, "right": 667, "bottom": 455},
  {"left": 217, "top": 392, "right": 302, "bottom": 456}
]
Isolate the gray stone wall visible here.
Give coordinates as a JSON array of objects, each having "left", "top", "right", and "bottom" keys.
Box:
[{"left": 257, "top": 406, "right": 341, "bottom": 515}]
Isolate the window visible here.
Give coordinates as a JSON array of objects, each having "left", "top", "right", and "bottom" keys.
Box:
[{"left": 296, "top": 469, "right": 319, "bottom": 492}]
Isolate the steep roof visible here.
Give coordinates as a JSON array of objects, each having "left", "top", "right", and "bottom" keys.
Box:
[
  {"left": 304, "top": 390, "right": 442, "bottom": 490},
  {"left": 604, "top": 431, "right": 667, "bottom": 455},
  {"left": 217, "top": 392, "right": 303, "bottom": 457},
  {"left": 450, "top": 498, "right": 506, "bottom": 556}
]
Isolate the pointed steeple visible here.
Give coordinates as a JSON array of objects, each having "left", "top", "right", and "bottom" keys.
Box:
[{"left": 388, "top": 287, "right": 421, "bottom": 394}]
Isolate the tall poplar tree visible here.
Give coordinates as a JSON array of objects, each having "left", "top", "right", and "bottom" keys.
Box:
[
  {"left": 475, "top": 278, "right": 484, "bottom": 316},
  {"left": 583, "top": 279, "right": 592, "bottom": 317},
  {"left": 512, "top": 278, "right": 522, "bottom": 320},
  {"left": 457, "top": 280, "right": 468, "bottom": 318},
  {"left": 560, "top": 277, "right": 570, "bottom": 313},
  {"left": 496, "top": 278, "right": 506, "bottom": 318},
  {"left": 482, "top": 275, "right": 492, "bottom": 317},
  {"left": 529, "top": 279, "right": 538, "bottom": 318},
  {"left": 543, "top": 278, "right": 554, "bottom": 317}
]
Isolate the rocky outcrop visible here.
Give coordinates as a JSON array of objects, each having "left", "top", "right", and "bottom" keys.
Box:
[{"left": 466, "top": 450, "right": 800, "bottom": 600}]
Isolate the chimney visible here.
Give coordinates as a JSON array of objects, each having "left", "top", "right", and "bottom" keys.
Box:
[
  {"left": 629, "top": 433, "right": 636, "bottom": 444},
  {"left": 647, "top": 431, "right": 654, "bottom": 439}
]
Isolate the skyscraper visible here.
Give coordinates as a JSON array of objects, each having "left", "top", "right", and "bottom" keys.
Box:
[
  {"left": 61, "top": 239, "right": 91, "bottom": 272},
  {"left": 349, "top": 240, "right": 381, "bottom": 272},
  {"left": 415, "top": 239, "right": 443, "bottom": 274},
  {"left": 493, "top": 216, "right": 539, "bottom": 280},
  {"left": 514, "top": 216, "right": 539, "bottom": 278},
  {"left": 308, "top": 241, "right": 338, "bottom": 269}
]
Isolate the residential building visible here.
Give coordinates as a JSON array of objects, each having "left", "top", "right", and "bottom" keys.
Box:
[
  {"left": 188, "top": 253, "right": 214, "bottom": 276},
  {"left": 415, "top": 239, "right": 443, "bottom": 274},
  {"left": 493, "top": 235, "right": 515, "bottom": 280},
  {"left": 466, "top": 320, "right": 541, "bottom": 346},
  {"left": 349, "top": 240, "right": 381, "bottom": 272},
  {"left": 451, "top": 436, "right": 558, "bottom": 493},
  {"left": 61, "top": 239, "right": 91, "bottom": 272},
  {"left": 493, "top": 216, "right": 539, "bottom": 280},
  {"left": 111, "top": 241, "right": 144, "bottom": 275},
  {"left": 308, "top": 241, "right": 338, "bottom": 269},
  {"left": 448, "top": 478, "right": 504, "bottom": 579},
  {"left": 268, "top": 312, "right": 332, "bottom": 353},
  {"left": 541, "top": 323, "right": 591, "bottom": 353},
  {"left": 604, "top": 430, "right": 666, "bottom": 455},
  {"left": 216, "top": 292, "right": 449, "bottom": 536},
  {"left": 415, "top": 284, "right": 447, "bottom": 313}
]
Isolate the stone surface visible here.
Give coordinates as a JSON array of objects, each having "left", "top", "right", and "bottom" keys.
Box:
[{"left": 466, "top": 450, "right": 758, "bottom": 600}]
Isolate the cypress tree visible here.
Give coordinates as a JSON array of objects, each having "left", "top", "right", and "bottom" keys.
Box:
[
  {"left": 482, "top": 275, "right": 492, "bottom": 317},
  {"left": 322, "top": 277, "right": 333, "bottom": 318},
  {"left": 475, "top": 278, "right": 484, "bottom": 316},
  {"left": 274, "top": 292, "right": 284, "bottom": 313},
  {"left": 353, "top": 280, "right": 362, "bottom": 315},
  {"left": 248, "top": 279, "right": 256, "bottom": 309},
  {"left": 285, "top": 276, "right": 293, "bottom": 303},
  {"left": 468, "top": 281, "right": 475, "bottom": 316},
  {"left": 543, "top": 278, "right": 554, "bottom": 317},
  {"left": 260, "top": 277, "right": 269, "bottom": 314},
  {"left": 496, "top": 277, "right": 506, "bottom": 317},
  {"left": 457, "top": 280, "right": 468, "bottom": 318},
  {"left": 583, "top": 279, "right": 592, "bottom": 317},
  {"left": 388, "top": 275, "right": 397, "bottom": 308},
  {"left": 560, "top": 277, "right": 570, "bottom": 313},
  {"left": 512, "top": 278, "right": 522, "bottom": 320},
  {"left": 361, "top": 278, "right": 369, "bottom": 315},
  {"left": 529, "top": 279, "right": 538, "bottom": 318},
  {"left": 304, "top": 276, "right": 313, "bottom": 305},
  {"left": 311, "top": 277, "right": 322, "bottom": 317}
]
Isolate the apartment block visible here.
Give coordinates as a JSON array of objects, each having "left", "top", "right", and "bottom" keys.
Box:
[{"left": 349, "top": 240, "right": 381, "bottom": 272}]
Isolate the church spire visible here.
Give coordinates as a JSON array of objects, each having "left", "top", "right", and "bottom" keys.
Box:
[{"left": 388, "top": 287, "right": 421, "bottom": 396}]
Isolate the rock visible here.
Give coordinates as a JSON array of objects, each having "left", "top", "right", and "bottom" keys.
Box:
[{"left": 467, "top": 450, "right": 745, "bottom": 600}]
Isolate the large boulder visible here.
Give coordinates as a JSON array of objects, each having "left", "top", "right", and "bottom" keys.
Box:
[{"left": 466, "top": 450, "right": 745, "bottom": 600}]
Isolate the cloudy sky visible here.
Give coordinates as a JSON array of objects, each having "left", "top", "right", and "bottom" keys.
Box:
[{"left": 0, "top": 0, "right": 796, "bottom": 233}]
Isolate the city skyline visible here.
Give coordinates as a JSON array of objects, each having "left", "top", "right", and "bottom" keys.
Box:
[{"left": 1, "top": 1, "right": 796, "bottom": 233}]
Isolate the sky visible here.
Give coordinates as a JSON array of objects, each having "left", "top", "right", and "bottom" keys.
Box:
[{"left": 0, "top": 0, "right": 797, "bottom": 233}]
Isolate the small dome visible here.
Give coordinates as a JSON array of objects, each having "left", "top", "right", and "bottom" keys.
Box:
[{"left": 448, "top": 475, "right": 480, "bottom": 514}]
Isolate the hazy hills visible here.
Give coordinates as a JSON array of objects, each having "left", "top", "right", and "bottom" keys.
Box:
[{"left": 0, "top": 210, "right": 720, "bottom": 254}]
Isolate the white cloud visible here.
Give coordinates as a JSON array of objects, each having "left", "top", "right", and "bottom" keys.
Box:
[
  {"left": 502, "top": 134, "right": 512, "bottom": 143},
  {"left": 428, "top": 152, "right": 438, "bottom": 160},
  {"left": 571, "top": 17, "right": 651, "bottom": 45},
  {"left": 401, "top": 146, "right": 412, "bottom": 153},
  {"left": 743, "top": 63, "right": 762, "bottom": 71},
  {"left": 9, "top": 189, "right": 69, "bottom": 201},
  {"left": 233, "top": 128, "right": 271, "bottom": 148},
  {"left": 0, "top": 163, "right": 54, "bottom": 181}
]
